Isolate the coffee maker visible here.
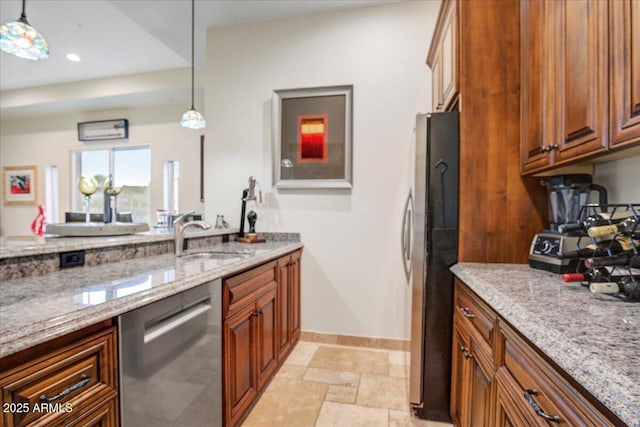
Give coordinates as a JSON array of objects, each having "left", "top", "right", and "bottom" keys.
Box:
[{"left": 529, "top": 174, "right": 608, "bottom": 273}]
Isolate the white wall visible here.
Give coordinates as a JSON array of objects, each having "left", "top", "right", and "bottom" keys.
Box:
[
  {"left": 593, "top": 155, "right": 640, "bottom": 203},
  {"left": 205, "top": 2, "right": 439, "bottom": 340},
  {"left": 0, "top": 105, "right": 204, "bottom": 235}
]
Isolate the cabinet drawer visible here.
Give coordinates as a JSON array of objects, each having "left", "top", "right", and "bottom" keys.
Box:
[
  {"left": 64, "top": 397, "right": 118, "bottom": 427},
  {"left": 0, "top": 327, "right": 118, "bottom": 427},
  {"left": 224, "top": 260, "right": 277, "bottom": 317},
  {"left": 454, "top": 278, "right": 496, "bottom": 346},
  {"left": 498, "top": 320, "right": 614, "bottom": 426}
]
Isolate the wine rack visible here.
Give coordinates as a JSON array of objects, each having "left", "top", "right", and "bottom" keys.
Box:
[{"left": 572, "top": 203, "right": 640, "bottom": 302}]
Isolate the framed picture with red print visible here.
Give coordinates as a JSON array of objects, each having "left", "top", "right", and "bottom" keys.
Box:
[
  {"left": 272, "top": 85, "right": 353, "bottom": 189},
  {"left": 3, "top": 165, "right": 38, "bottom": 205}
]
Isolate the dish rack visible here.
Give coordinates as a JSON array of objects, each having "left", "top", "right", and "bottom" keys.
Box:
[{"left": 572, "top": 203, "right": 639, "bottom": 302}]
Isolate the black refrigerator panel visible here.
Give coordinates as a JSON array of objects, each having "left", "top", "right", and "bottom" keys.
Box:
[{"left": 409, "top": 112, "right": 459, "bottom": 422}]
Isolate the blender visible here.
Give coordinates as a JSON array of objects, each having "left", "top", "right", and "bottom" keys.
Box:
[{"left": 529, "top": 174, "right": 608, "bottom": 273}]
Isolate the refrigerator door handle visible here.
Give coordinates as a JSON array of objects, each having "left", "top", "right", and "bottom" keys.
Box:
[{"left": 401, "top": 190, "right": 413, "bottom": 281}]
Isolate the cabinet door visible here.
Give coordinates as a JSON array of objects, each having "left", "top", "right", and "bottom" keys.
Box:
[
  {"left": 440, "top": 0, "right": 458, "bottom": 111},
  {"left": 520, "top": 0, "right": 553, "bottom": 173},
  {"left": 289, "top": 251, "right": 302, "bottom": 341},
  {"left": 552, "top": 0, "right": 608, "bottom": 163},
  {"left": 468, "top": 340, "right": 493, "bottom": 427},
  {"left": 65, "top": 398, "right": 119, "bottom": 427},
  {"left": 610, "top": 0, "right": 640, "bottom": 148},
  {"left": 224, "top": 303, "right": 258, "bottom": 427},
  {"left": 256, "top": 287, "right": 278, "bottom": 390},
  {"left": 450, "top": 321, "right": 470, "bottom": 427},
  {"left": 276, "top": 256, "right": 292, "bottom": 360},
  {"left": 431, "top": 50, "right": 443, "bottom": 111}
]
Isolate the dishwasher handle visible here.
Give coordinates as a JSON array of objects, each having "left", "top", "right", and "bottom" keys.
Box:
[{"left": 144, "top": 300, "right": 212, "bottom": 344}]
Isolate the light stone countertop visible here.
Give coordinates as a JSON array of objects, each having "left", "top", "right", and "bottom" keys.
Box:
[
  {"left": 0, "top": 240, "right": 303, "bottom": 359},
  {"left": 451, "top": 263, "right": 639, "bottom": 427},
  {"left": 0, "top": 228, "right": 237, "bottom": 259}
]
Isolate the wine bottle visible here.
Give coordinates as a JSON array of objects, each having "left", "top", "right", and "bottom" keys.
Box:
[
  {"left": 562, "top": 268, "right": 608, "bottom": 283},
  {"left": 559, "top": 236, "right": 639, "bottom": 259},
  {"left": 587, "top": 217, "right": 639, "bottom": 238},
  {"left": 589, "top": 282, "right": 619, "bottom": 294},
  {"left": 589, "top": 277, "right": 640, "bottom": 301},
  {"left": 558, "top": 211, "right": 634, "bottom": 233},
  {"left": 585, "top": 254, "right": 640, "bottom": 269},
  {"left": 618, "top": 276, "right": 640, "bottom": 301}
]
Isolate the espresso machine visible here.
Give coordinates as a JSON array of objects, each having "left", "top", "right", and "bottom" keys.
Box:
[{"left": 529, "top": 174, "right": 608, "bottom": 273}]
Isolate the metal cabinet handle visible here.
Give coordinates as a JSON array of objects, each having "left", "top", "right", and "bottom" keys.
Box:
[
  {"left": 524, "top": 389, "right": 560, "bottom": 422},
  {"left": 549, "top": 143, "right": 559, "bottom": 151},
  {"left": 458, "top": 345, "right": 473, "bottom": 359},
  {"left": 460, "top": 307, "right": 475, "bottom": 319},
  {"left": 254, "top": 312, "right": 260, "bottom": 317},
  {"left": 40, "top": 374, "right": 91, "bottom": 403}
]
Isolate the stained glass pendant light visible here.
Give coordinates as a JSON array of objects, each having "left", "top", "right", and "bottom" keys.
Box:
[
  {"left": 0, "top": 0, "right": 49, "bottom": 61},
  {"left": 180, "top": 0, "right": 206, "bottom": 129}
]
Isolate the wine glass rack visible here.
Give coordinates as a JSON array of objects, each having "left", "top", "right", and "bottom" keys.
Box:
[{"left": 573, "top": 203, "right": 640, "bottom": 302}]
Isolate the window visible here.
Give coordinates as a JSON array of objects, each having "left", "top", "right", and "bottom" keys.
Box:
[
  {"left": 72, "top": 147, "right": 151, "bottom": 223},
  {"left": 44, "top": 165, "right": 59, "bottom": 224},
  {"left": 163, "top": 160, "right": 180, "bottom": 213}
]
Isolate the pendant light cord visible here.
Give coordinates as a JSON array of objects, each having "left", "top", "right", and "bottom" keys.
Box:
[
  {"left": 20, "top": 0, "right": 27, "bottom": 21},
  {"left": 190, "top": 0, "right": 195, "bottom": 110}
]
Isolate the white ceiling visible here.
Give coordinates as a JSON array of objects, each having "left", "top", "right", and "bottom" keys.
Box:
[{"left": 0, "top": 0, "right": 399, "bottom": 92}]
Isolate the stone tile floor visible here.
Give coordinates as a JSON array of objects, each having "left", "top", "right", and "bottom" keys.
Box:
[{"left": 242, "top": 341, "right": 453, "bottom": 427}]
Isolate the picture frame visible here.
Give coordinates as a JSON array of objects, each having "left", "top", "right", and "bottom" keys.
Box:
[
  {"left": 3, "top": 165, "right": 38, "bottom": 205},
  {"left": 272, "top": 85, "right": 353, "bottom": 189}
]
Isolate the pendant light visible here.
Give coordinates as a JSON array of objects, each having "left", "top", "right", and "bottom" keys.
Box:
[
  {"left": 0, "top": 0, "right": 49, "bottom": 61},
  {"left": 180, "top": 0, "right": 206, "bottom": 129}
]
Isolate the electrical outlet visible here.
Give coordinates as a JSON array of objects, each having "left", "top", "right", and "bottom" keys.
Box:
[{"left": 60, "top": 250, "right": 85, "bottom": 269}]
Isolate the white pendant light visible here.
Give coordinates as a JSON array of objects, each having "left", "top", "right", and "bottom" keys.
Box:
[
  {"left": 180, "top": 0, "right": 206, "bottom": 129},
  {"left": 0, "top": 0, "right": 49, "bottom": 61}
]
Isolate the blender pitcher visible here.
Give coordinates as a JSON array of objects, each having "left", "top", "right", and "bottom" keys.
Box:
[{"left": 544, "top": 174, "right": 608, "bottom": 232}]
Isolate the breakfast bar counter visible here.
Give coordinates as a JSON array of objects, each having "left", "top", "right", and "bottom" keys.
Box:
[{"left": 451, "top": 263, "right": 639, "bottom": 427}]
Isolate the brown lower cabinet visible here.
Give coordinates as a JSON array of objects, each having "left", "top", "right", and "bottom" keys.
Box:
[
  {"left": 450, "top": 282, "right": 496, "bottom": 427},
  {"left": 451, "top": 278, "right": 623, "bottom": 427},
  {"left": 223, "top": 249, "right": 302, "bottom": 427},
  {"left": 0, "top": 321, "right": 118, "bottom": 427}
]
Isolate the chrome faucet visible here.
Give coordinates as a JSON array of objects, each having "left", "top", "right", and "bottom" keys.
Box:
[{"left": 173, "top": 211, "right": 211, "bottom": 256}]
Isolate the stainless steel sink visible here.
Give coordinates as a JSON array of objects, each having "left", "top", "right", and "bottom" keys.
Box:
[
  {"left": 180, "top": 252, "right": 242, "bottom": 260},
  {"left": 179, "top": 248, "right": 255, "bottom": 260}
]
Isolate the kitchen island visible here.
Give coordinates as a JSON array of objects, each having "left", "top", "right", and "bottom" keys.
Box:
[
  {"left": 451, "top": 263, "right": 639, "bottom": 427},
  {"left": 0, "top": 238, "right": 302, "bottom": 358},
  {"left": 1, "top": 231, "right": 302, "bottom": 427}
]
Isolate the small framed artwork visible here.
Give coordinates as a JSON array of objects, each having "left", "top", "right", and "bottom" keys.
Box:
[
  {"left": 272, "top": 85, "right": 353, "bottom": 189},
  {"left": 2, "top": 165, "right": 38, "bottom": 205}
]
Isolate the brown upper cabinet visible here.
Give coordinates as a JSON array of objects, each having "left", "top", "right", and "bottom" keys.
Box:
[
  {"left": 610, "top": 0, "right": 640, "bottom": 148},
  {"left": 427, "top": 0, "right": 458, "bottom": 112},
  {"left": 521, "top": 0, "right": 640, "bottom": 175},
  {"left": 521, "top": 0, "right": 608, "bottom": 174}
]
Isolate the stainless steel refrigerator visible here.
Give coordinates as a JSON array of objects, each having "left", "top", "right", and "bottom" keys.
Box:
[{"left": 407, "top": 112, "right": 459, "bottom": 421}]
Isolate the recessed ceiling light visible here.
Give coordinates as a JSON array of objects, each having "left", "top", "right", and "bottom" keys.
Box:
[{"left": 66, "top": 53, "right": 80, "bottom": 62}]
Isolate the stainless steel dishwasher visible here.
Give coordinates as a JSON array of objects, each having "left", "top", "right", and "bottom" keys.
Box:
[{"left": 119, "top": 279, "right": 221, "bottom": 426}]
